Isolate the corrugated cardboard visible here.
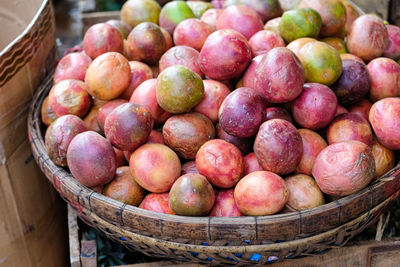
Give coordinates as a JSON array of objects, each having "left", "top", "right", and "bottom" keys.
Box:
[
  {"left": 0, "top": 0, "right": 67, "bottom": 266},
  {"left": 0, "top": 0, "right": 57, "bottom": 162},
  {"left": 0, "top": 139, "right": 67, "bottom": 266}
]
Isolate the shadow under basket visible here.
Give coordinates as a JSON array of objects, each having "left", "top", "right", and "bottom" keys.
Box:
[{"left": 28, "top": 74, "right": 400, "bottom": 265}]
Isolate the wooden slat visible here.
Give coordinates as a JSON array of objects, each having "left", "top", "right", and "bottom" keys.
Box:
[
  {"left": 81, "top": 240, "right": 97, "bottom": 267},
  {"left": 68, "top": 205, "right": 81, "bottom": 267},
  {"left": 388, "top": 0, "right": 400, "bottom": 26},
  {"left": 272, "top": 240, "right": 400, "bottom": 267},
  {"left": 368, "top": 244, "right": 400, "bottom": 267},
  {"left": 352, "top": 0, "right": 390, "bottom": 19},
  {"left": 80, "top": 0, "right": 96, "bottom": 13},
  {"left": 81, "top": 11, "right": 120, "bottom": 35}
]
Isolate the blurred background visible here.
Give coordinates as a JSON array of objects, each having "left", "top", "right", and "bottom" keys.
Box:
[{"left": 53, "top": 0, "right": 400, "bottom": 55}]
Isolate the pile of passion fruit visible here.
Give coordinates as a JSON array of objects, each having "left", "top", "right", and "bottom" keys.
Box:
[{"left": 42, "top": 0, "right": 400, "bottom": 217}]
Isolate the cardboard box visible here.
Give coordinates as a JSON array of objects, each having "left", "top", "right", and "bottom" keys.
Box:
[
  {"left": 0, "top": 0, "right": 67, "bottom": 266},
  {"left": 0, "top": 139, "right": 67, "bottom": 266},
  {"left": 0, "top": 0, "right": 57, "bottom": 162}
]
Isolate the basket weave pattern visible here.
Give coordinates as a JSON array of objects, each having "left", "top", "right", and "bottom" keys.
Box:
[{"left": 28, "top": 75, "right": 400, "bottom": 265}]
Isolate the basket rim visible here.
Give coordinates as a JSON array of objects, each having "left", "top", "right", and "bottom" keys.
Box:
[
  {"left": 28, "top": 73, "right": 400, "bottom": 242},
  {"left": 77, "top": 191, "right": 397, "bottom": 253}
]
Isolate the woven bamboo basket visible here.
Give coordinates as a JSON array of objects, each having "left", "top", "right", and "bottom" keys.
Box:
[
  {"left": 28, "top": 2, "right": 399, "bottom": 264},
  {"left": 28, "top": 69, "right": 400, "bottom": 264}
]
